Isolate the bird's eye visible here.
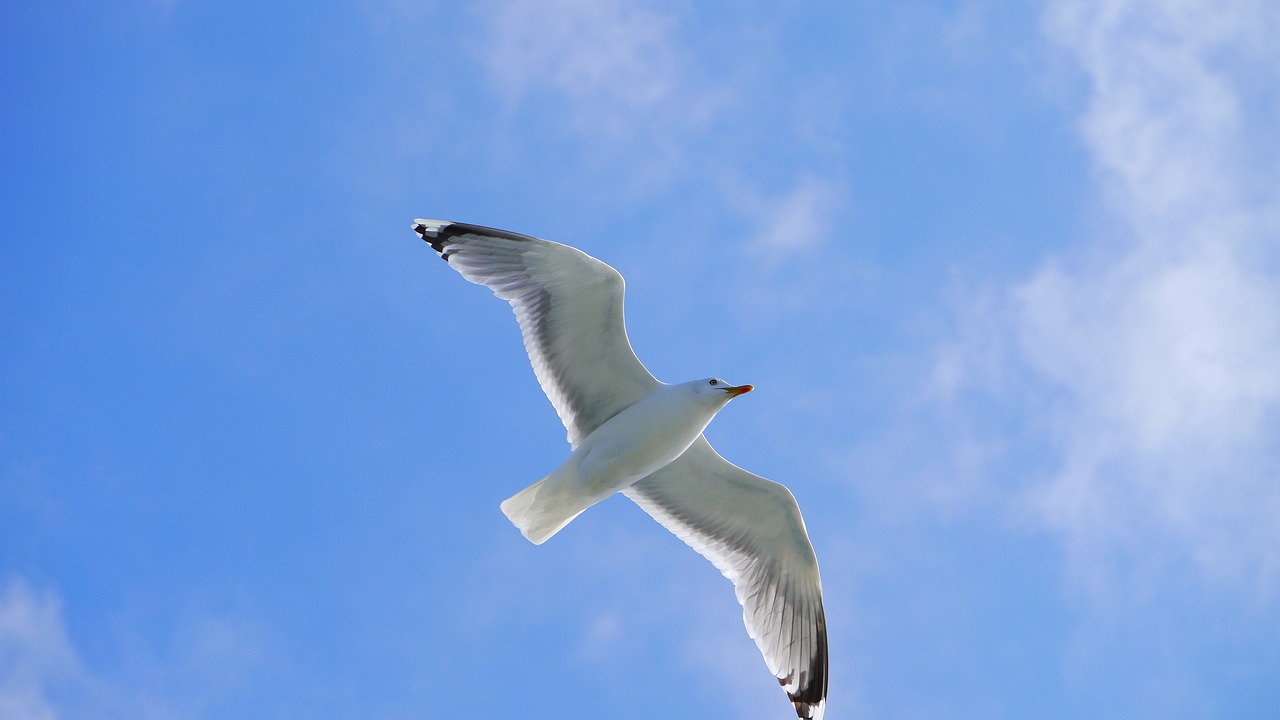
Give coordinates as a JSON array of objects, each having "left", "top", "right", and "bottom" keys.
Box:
[{"left": 709, "top": 379, "right": 718, "bottom": 385}]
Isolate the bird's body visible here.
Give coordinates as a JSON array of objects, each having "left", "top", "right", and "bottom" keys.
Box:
[
  {"left": 412, "top": 218, "right": 828, "bottom": 720},
  {"left": 502, "top": 379, "right": 751, "bottom": 544}
]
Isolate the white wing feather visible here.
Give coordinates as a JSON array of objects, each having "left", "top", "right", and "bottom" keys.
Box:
[
  {"left": 624, "top": 437, "right": 828, "bottom": 720},
  {"left": 413, "top": 219, "right": 659, "bottom": 446}
]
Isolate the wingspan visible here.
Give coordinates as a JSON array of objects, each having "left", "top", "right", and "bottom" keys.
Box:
[
  {"left": 413, "top": 220, "right": 659, "bottom": 446},
  {"left": 624, "top": 437, "right": 828, "bottom": 720}
]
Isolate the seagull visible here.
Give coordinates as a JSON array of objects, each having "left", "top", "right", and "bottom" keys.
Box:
[{"left": 412, "top": 219, "right": 828, "bottom": 720}]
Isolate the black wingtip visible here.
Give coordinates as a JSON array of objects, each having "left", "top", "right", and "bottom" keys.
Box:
[
  {"left": 782, "top": 606, "right": 828, "bottom": 719},
  {"left": 412, "top": 218, "right": 540, "bottom": 262},
  {"left": 411, "top": 219, "right": 454, "bottom": 259}
]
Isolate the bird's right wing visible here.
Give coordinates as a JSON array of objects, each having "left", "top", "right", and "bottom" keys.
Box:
[
  {"left": 413, "top": 220, "right": 659, "bottom": 446},
  {"left": 623, "top": 437, "right": 827, "bottom": 720}
]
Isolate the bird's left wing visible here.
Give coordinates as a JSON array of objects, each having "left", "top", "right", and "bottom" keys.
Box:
[
  {"left": 413, "top": 220, "right": 659, "bottom": 446},
  {"left": 623, "top": 437, "right": 828, "bottom": 720}
]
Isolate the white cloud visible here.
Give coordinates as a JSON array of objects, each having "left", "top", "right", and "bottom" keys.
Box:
[
  {"left": 479, "top": 0, "right": 720, "bottom": 141},
  {"left": 976, "top": 0, "right": 1280, "bottom": 594},
  {"left": 0, "top": 578, "right": 80, "bottom": 720},
  {"left": 474, "top": 3, "right": 854, "bottom": 323},
  {"left": 721, "top": 175, "right": 855, "bottom": 323},
  {"left": 0, "top": 576, "right": 281, "bottom": 720},
  {"left": 743, "top": 176, "right": 840, "bottom": 266}
]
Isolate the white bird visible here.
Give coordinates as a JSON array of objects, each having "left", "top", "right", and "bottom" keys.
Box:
[{"left": 412, "top": 219, "right": 828, "bottom": 720}]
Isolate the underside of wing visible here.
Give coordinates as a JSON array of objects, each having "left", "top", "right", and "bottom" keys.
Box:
[
  {"left": 413, "top": 220, "right": 659, "bottom": 445},
  {"left": 623, "top": 437, "right": 828, "bottom": 720}
]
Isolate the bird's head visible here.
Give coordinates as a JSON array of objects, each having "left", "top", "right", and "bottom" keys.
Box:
[{"left": 689, "top": 377, "right": 754, "bottom": 404}]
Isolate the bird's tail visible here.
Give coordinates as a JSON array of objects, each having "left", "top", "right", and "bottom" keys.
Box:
[{"left": 500, "top": 475, "right": 588, "bottom": 545}]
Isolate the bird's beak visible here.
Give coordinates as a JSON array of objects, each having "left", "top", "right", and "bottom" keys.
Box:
[{"left": 721, "top": 384, "right": 754, "bottom": 398}]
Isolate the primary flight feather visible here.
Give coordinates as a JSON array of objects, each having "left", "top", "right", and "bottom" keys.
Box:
[{"left": 412, "top": 219, "right": 828, "bottom": 720}]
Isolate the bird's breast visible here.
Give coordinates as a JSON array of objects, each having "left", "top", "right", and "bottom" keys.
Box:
[{"left": 574, "top": 393, "right": 713, "bottom": 495}]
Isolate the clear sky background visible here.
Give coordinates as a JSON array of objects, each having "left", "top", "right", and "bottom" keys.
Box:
[{"left": 3, "top": 1, "right": 1280, "bottom": 718}]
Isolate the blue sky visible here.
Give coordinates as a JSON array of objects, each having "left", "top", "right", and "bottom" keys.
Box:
[{"left": 3, "top": 1, "right": 1280, "bottom": 718}]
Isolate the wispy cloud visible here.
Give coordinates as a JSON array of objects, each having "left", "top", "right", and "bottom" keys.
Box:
[
  {"left": 0, "top": 578, "right": 78, "bottom": 720},
  {"left": 473, "top": 0, "right": 854, "bottom": 329},
  {"left": 724, "top": 175, "right": 855, "bottom": 323},
  {"left": 742, "top": 175, "right": 841, "bottom": 269},
  {"left": 953, "top": 0, "right": 1280, "bottom": 596},
  {"left": 479, "top": 0, "right": 721, "bottom": 143},
  {"left": 0, "top": 576, "right": 282, "bottom": 720}
]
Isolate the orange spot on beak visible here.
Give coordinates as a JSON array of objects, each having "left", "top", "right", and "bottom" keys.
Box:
[{"left": 722, "top": 384, "right": 754, "bottom": 398}]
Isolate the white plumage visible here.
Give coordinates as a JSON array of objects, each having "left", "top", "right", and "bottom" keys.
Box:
[{"left": 413, "top": 219, "right": 827, "bottom": 720}]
